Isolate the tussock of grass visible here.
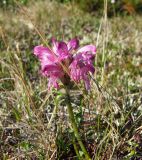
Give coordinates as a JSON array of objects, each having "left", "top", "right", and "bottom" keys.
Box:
[{"left": 0, "top": 1, "right": 142, "bottom": 159}]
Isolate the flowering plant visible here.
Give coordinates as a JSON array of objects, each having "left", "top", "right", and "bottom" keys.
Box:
[
  {"left": 34, "top": 38, "right": 96, "bottom": 90},
  {"left": 34, "top": 38, "right": 96, "bottom": 159}
]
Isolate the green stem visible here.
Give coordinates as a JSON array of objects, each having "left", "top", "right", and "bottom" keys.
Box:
[
  {"left": 65, "top": 88, "right": 91, "bottom": 160},
  {"left": 72, "top": 136, "right": 81, "bottom": 160}
]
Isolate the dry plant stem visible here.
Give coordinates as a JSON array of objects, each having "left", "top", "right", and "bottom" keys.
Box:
[
  {"left": 101, "top": 0, "right": 108, "bottom": 85},
  {"left": 65, "top": 87, "right": 91, "bottom": 160},
  {"left": 47, "top": 105, "right": 58, "bottom": 129}
]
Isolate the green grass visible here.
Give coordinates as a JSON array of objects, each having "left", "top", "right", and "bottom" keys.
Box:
[{"left": 0, "top": 1, "right": 142, "bottom": 159}]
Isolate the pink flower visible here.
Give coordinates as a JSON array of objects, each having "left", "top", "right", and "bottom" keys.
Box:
[
  {"left": 70, "top": 45, "right": 96, "bottom": 90},
  {"left": 33, "top": 38, "right": 96, "bottom": 89}
]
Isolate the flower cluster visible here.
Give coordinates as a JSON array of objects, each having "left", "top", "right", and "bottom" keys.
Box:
[{"left": 34, "top": 38, "right": 96, "bottom": 90}]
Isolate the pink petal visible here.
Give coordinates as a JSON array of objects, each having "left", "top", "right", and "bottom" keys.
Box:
[
  {"left": 67, "top": 38, "right": 79, "bottom": 51},
  {"left": 42, "top": 64, "right": 64, "bottom": 77},
  {"left": 77, "top": 45, "right": 96, "bottom": 54},
  {"left": 57, "top": 42, "right": 68, "bottom": 56},
  {"left": 84, "top": 76, "right": 90, "bottom": 90},
  {"left": 84, "top": 64, "right": 95, "bottom": 74},
  {"left": 48, "top": 76, "right": 59, "bottom": 89},
  {"left": 70, "top": 53, "right": 95, "bottom": 90},
  {"left": 34, "top": 46, "right": 56, "bottom": 63},
  {"left": 52, "top": 39, "right": 70, "bottom": 60},
  {"left": 52, "top": 38, "right": 58, "bottom": 54}
]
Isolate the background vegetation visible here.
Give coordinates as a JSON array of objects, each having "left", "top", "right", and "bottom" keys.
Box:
[
  {"left": 0, "top": 0, "right": 142, "bottom": 159},
  {"left": 1, "top": 0, "right": 142, "bottom": 14}
]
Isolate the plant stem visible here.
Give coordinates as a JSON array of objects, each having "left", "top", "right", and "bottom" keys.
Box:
[
  {"left": 65, "top": 87, "right": 91, "bottom": 160},
  {"left": 72, "top": 136, "right": 81, "bottom": 160}
]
